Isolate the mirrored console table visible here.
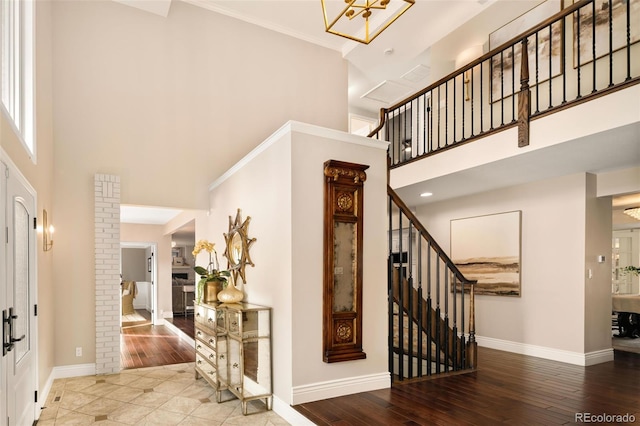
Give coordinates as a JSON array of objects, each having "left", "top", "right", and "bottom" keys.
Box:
[{"left": 194, "top": 302, "right": 272, "bottom": 415}]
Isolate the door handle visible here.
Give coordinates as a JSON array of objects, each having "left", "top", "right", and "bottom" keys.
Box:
[
  {"left": 3, "top": 307, "right": 25, "bottom": 356},
  {"left": 3, "top": 309, "right": 12, "bottom": 356},
  {"left": 11, "top": 334, "right": 25, "bottom": 343}
]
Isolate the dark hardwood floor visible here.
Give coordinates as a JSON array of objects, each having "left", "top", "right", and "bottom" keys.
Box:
[
  {"left": 294, "top": 348, "right": 640, "bottom": 425},
  {"left": 120, "top": 310, "right": 195, "bottom": 369},
  {"left": 166, "top": 313, "right": 195, "bottom": 339}
]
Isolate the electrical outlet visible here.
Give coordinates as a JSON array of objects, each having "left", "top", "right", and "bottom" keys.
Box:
[{"left": 75, "top": 347, "right": 82, "bottom": 357}]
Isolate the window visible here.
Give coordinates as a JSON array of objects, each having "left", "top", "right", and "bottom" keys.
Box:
[{"left": 1, "top": 0, "right": 35, "bottom": 159}]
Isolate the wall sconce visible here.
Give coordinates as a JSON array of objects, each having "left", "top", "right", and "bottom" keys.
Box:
[
  {"left": 455, "top": 45, "right": 484, "bottom": 102},
  {"left": 42, "top": 209, "right": 54, "bottom": 251}
]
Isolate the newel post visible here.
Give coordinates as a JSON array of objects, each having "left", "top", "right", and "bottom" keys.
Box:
[
  {"left": 518, "top": 38, "right": 531, "bottom": 147},
  {"left": 466, "top": 283, "right": 477, "bottom": 369}
]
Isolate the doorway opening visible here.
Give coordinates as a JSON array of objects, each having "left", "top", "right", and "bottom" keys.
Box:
[
  {"left": 120, "top": 242, "right": 156, "bottom": 329},
  {"left": 118, "top": 205, "right": 196, "bottom": 370}
]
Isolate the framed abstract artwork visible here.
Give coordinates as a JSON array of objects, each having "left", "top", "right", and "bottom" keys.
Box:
[
  {"left": 489, "top": 0, "right": 563, "bottom": 101},
  {"left": 572, "top": 0, "right": 640, "bottom": 67},
  {"left": 451, "top": 211, "right": 522, "bottom": 296}
]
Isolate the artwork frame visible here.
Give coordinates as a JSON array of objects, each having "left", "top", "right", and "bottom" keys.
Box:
[
  {"left": 451, "top": 211, "right": 522, "bottom": 297},
  {"left": 572, "top": 0, "right": 640, "bottom": 68},
  {"left": 489, "top": 0, "right": 564, "bottom": 101}
]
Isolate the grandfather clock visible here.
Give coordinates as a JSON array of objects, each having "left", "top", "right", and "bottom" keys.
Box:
[{"left": 323, "top": 160, "right": 368, "bottom": 363}]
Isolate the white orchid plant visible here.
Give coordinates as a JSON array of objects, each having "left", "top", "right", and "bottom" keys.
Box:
[{"left": 192, "top": 239, "right": 230, "bottom": 302}]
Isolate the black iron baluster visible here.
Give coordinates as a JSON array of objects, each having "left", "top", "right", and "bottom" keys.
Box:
[
  {"left": 453, "top": 73, "right": 457, "bottom": 143},
  {"left": 452, "top": 275, "right": 458, "bottom": 371},
  {"left": 461, "top": 70, "right": 466, "bottom": 141},
  {"left": 437, "top": 86, "right": 441, "bottom": 149},
  {"left": 608, "top": 0, "right": 613, "bottom": 87},
  {"left": 398, "top": 213, "right": 404, "bottom": 380},
  {"left": 577, "top": 5, "right": 582, "bottom": 98},
  {"left": 444, "top": 265, "right": 449, "bottom": 373},
  {"left": 461, "top": 277, "right": 466, "bottom": 370},
  {"left": 407, "top": 223, "right": 414, "bottom": 379},
  {"left": 591, "top": 0, "right": 597, "bottom": 94},
  {"left": 387, "top": 196, "right": 394, "bottom": 381},
  {"left": 512, "top": 44, "right": 516, "bottom": 122},
  {"left": 471, "top": 65, "right": 475, "bottom": 137},
  {"left": 435, "top": 258, "right": 441, "bottom": 375},
  {"left": 422, "top": 94, "right": 426, "bottom": 155},
  {"left": 445, "top": 81, "right": 449, "bottom": 146},
  {"left": 548, "top": 24, "right": 553, "bottom": 110},
  {"left": 429, "top": 89, "right": 434, "bottom": 153},
  {"left": 426, "top": 242, "right": 432, "bottom": 376},
  {"left": 480, "top": 61, "right": 485, "bottom": 133},
  {"left": 626, "top": 0, "right": 631, "bottom": 81},
  {"left": 490, "top": 55, "right": 494, "bottom": 130},
  {"left": 562, "top": 15, "right": 567, "bottom": 104},
  {"left": 500, "top": 50, "right": 505, "bottom": 126},
  {"left": 535, "top": 33, "right": 540, "bottom": 113},
  {"left": 417, "top": 231, "right": 423, "bottom": 377}
]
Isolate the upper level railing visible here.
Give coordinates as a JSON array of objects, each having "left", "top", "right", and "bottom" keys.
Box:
[{"left": 369, "top": 0, "right": 639, "bottom": 168}]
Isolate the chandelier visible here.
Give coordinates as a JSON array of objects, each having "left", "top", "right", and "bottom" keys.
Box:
[
  {"left": 321, "top": 0, "right": 415, "bottom": 45},
  {"left": 623, "top": 207, "right": 640, "bottom": 220}
]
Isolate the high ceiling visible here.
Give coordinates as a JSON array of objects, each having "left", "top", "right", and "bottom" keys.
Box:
[
  {"left": 115, "top": 0, "right": 499, "bottom": 114},
  {"left": 115, "top": 0, "right": 639, "bottom": 230}
]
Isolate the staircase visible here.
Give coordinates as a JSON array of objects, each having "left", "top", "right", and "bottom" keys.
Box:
[
  {"left": 387, "top": 186, "right": 476, "bottom": 381},
  {"left": 378, "top": 0, "right": 639, "bottom": 382}
]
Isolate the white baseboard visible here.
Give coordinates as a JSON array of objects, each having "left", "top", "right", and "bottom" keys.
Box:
[
  {"left": 273, "top": 396, "right": 316, "bottom": 426},
  {"left": 291, "top": 372, "right": 390, "bottom": 405},
  {"left": 477, "top": 336, "right": 614, "bottom": 366},
  {"left": 584, "top": 348, "right": 615, "bottom": 366},
  {"left": 164, "top": 320, "right": 195, "bottom": 347},
  {"left": 40, "top": 363, "right": 97, "bottom": 414}
]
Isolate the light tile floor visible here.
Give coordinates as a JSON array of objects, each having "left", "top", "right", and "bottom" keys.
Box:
[{"left": 37, "top": 362, "right": 290, "bottom": 425}]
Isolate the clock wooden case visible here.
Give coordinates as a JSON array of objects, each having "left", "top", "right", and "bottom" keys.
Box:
[{"left": 323, "top": 160, "right": 368, "bottom": 363}]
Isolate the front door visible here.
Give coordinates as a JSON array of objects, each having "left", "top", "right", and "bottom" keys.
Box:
[{"left": 1, "top": 160, "right": 37, "bottom": 426}]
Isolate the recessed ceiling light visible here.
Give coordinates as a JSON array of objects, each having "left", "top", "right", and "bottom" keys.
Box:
[{"left": 420, "top": 192, "right": 433, "bottom": 197}]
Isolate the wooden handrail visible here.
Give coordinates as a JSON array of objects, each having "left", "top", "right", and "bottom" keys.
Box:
[
  {"left": 374, "top": 0, "right": 591, "bottom": 118},
  {"left": 387, "top": 185, "right": 476, "bottom": 287}
]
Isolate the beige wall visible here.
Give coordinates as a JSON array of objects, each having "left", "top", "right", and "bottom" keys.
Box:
[
  {"left": 416, "top": 173, "right": 607, "bottom": 356},
  {"left": 0, "top": 0, "right": 56, "bottom": 396},
  {"left": 584, "top": 173, "right": 613, "bottom": 354},
  {"left": 207, "top": 121, "right": 389, "bottom": 406},
  {"left": 51, "top": 0, "right": 348, "bottom": 367}
]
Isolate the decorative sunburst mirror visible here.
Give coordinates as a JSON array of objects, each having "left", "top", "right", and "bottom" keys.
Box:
[{"left": 223, "top": 209, "right": 256, "bottom": 284}]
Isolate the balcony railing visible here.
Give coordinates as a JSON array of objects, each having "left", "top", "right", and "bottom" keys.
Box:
[{"left": 369, "top": 0, "right": 639, "bottom": 168}]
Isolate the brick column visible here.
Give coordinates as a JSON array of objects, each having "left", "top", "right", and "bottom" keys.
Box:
[{"left": 94, "top": 174, "right": 121, "bottom": 374}]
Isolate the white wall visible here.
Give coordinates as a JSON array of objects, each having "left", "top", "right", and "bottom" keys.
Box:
[
  {"left": 207, "top": 121, "right": 389, "bottom": 408},
  {"left": 415, "top": 173, "right": 613, "bottom": 364}
]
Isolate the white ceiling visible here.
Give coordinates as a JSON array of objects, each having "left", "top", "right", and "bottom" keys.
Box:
[{"left": 120, "top": 205, "right": 183, "bottom": 224}]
